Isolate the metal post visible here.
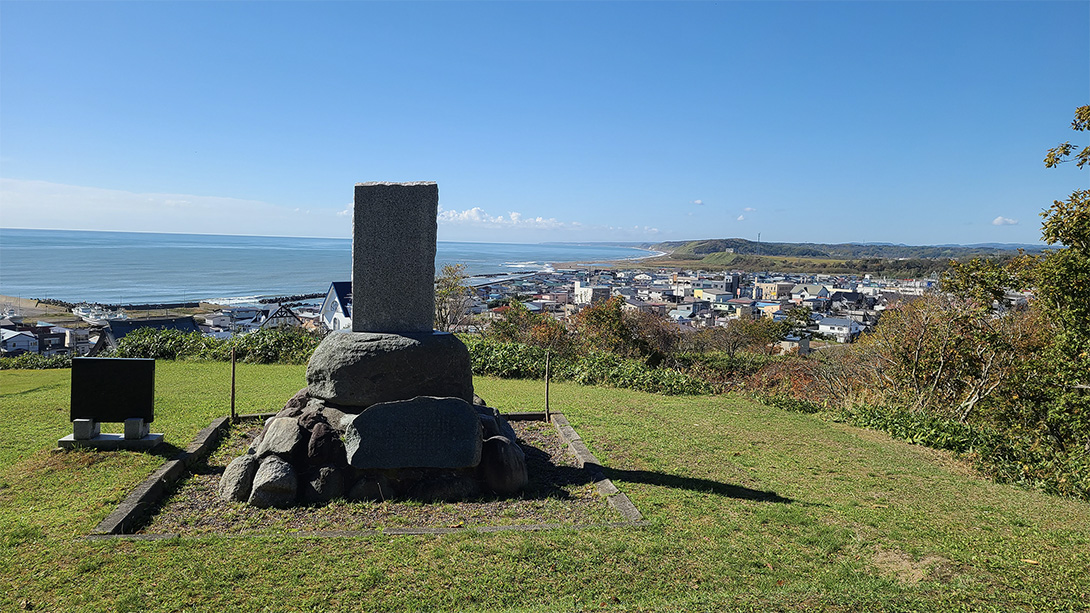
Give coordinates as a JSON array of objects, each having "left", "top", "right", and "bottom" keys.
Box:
[
  {"left": 230, "top": 347, "right": 237, "bottom": 423},
  {"left": 545, "top": 350, "right": 551, "bottom": 421}
]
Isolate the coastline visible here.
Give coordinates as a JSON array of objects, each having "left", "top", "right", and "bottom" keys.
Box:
[{"left": 0, "top": 228, "right": 652, "bottom": 305}]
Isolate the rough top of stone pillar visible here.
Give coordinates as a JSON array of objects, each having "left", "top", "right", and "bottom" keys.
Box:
[
  {"left": 356, "top": 181, "right": 437, "bottom": 187},
  {"left": 353, "top": 181, "right": 438, "bottom": 333}
]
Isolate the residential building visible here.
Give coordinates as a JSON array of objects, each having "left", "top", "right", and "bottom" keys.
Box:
[
  {"left": 753, "top": 282, "right": 795, "bottom": 301},
  {"left": 1, "top": 329, "right": 38, "bottom": 355},
  {"left": 818, "top": 317, "right": 863, "bottom": 343},
  {"left": 573, "top": 281, "right": 610, "bottom": 305},
  {"left": 262, "top": 304, "right": 306, "bottom": 329},
  {"left": 791, "top": 284, "right": 830, "bottom": 303},
  {"left": 320, "top": 281, "right": 353, "bottom": 331}
]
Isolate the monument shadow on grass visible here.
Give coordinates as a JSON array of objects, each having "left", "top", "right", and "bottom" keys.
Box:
[{"left": 598, "top": 466, "right": 795, "bottom": 504}]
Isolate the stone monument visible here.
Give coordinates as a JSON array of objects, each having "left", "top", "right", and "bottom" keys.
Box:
[{"left": 218, "top": 182, "right": 527, "bottom": 507}]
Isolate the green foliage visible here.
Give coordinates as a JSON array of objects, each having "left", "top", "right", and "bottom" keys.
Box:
[
  {"left": 681, "top": 318, "right": 789, "bottom": 357},
  {"left": 762, "top": 395, "right": 826, "bottom": 414},
  {"left": 672, "top": 350, "right": 771, "bottom": 380},
  {"left": 1026, "top": 108, "right": 1090, "bottom": 466},
  {"left": 485, "top": 300, "right": 574, "bottom": 355},
  {"left": 941, "top": 257, "right": 1021, "bottom": 305},
  {"left": 113, "top": 328, "right": 219, "bottom": 360},
  {"left": 1043, "top": 105, "right": 1090, "bottom": 169},
  {"left": 113, "top": 327, "right": 324, "bottom": 364},
  {"left": 573, "top": 296, "right": 680, "bottom": 364},
  {"left": 434, "top": 262, "right": 474, "bottom": 332},
  {"left": 0, "top": 353, "right": 73, "bottom": 370},
  {"left": 461, "top": 334, "right": 713, "bottom": 395},
  {"left": 653, "top": 237, "right": 1021, "bottom": 260}
]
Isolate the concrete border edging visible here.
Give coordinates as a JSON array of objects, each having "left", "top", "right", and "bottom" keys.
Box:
[
  {"left": 90, "top": 416, "right": 231, "bottom": 535},
  {"left": 87, "top": 410, "right": 646, "bottom": 538},
  {"left": 550, "top": 413, "right": 644, "bottom": 523}
]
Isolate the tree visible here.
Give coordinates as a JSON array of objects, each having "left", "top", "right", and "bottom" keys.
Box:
[
  {"left": 486, "top": 300, "right": 574, "bottom": 355},
  {"left": 572, "top": 296, "right": 680, "bottom": 364},
  {"left": 434, "top": 263, "right": 475, "bottom": 332},
  {"left": 1030, "top": 106, "right": 1090, "bottom": 452},
  {"left": 859, "top": 292, "right": 1043, "bottom": 422}
]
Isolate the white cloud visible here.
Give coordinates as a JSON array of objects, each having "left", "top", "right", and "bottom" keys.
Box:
[
  {"left": 0, "top": 178, "right": 348, "bottom": 237},
  {"left": 692, "top": 199, "right": 704, "bottom": 205},
  {"left": 437, "top": 205, "right": 568, "bottom": 230},
  {"left": 743, "top": 207, "right": 756, "bottom": 212},
  {"left": 737, "top": 214, "right": 745, "bottom": 221},
  {"left": 992, "top": 216, "right": 1018, "bottom": 226},
  {"left": 436, "top": 204, "right": 660, "bottom": 241}
]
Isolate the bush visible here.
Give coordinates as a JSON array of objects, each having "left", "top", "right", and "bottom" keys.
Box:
[
  {"left": 113, "top": 327, "right": 324, "bottom": 364},
  {"left": 0, "top": 353, "right": 73, "bottom": 370},
  {"left": 461, "top": 334, "right": 713, "bottom": 395}
]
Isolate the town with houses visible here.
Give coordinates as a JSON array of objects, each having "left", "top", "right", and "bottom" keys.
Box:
[{"left": 0, "top": 266, "right": 966, "bottom": 359}]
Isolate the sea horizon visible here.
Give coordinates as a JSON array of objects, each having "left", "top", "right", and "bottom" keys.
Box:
[{"left": 0, "top": 227, "right": 656, "bottom": 306}]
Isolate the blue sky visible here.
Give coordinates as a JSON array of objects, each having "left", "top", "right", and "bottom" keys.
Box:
[{"left": 1, "top": 1, "right": 1086, "bottom": 245}]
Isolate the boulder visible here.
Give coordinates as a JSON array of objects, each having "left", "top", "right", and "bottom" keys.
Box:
[
  {"left": 283, "top": 387, "right": 311, "bottom": 413},
  {"left": 298, "top": 401, "right": 329, "bottom": 431},
  {"left": 306, "top": 422, "right": 346, "bottom": 467},
  {"left": 306, "top": 331, "right": 473, "bottom": 408},
  {"left": 493, "top": 414, "right": 518, "bottom": 444},
  {"left": 249, "top": 455, "right": 298, "bottom": 508},
  {"left": 218, "top": 453, "right": 259, "bottom": 502},
  {"left": 472, "top": 405, "right": 516, "bottom": 442},
  {"left": 252, "top": 417, "right": 305, "bottom": 460},
  {"left": 478, "top": 436, "right": 528, "bottom": 496},
  {"left": 298, "top": 399, "right": 351, "bottom": 433},
  {"left": 342, "top": 396, "right": 483, "bottom": 469},
  {"left": 300, "top": 466, "right": 345, "bottom": 504},
  {"left": 322, "top": 405, "right": 351, "bottom": 432},
  {"left": 478, "top": 413, "right": 501, "bottom": 439}
]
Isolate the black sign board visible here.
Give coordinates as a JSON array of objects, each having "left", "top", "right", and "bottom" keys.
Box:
[{"left": 70, "top": 357, "right": 155, "bottom": 423}]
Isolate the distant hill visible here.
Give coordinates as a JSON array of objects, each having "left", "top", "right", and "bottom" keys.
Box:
[{"left": 646, "top": 238, "right": 1044, "bottom": 260}]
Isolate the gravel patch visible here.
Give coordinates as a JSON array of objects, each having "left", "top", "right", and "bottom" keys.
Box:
[{"left": 141, "top": 418, "right": 617, "bottom": 535}]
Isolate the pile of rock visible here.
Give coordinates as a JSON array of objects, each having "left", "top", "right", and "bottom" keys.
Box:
[{"left": 217, "top": 389, "right": 528, "bottom": 508}]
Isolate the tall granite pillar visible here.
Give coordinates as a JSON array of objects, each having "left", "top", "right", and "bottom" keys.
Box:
[{"left": 353, "top": 182, "right": 438, "bottom": 333}]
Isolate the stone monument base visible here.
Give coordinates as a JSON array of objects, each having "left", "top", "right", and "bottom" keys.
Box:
[{"left": 306, "top": 331, "right": 474, "bottom": 409}]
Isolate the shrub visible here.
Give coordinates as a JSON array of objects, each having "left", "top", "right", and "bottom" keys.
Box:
[
  {"left": 0, "top": 353, "right": 73, "bottom": 370},
  {"left": 112, "top": 327, "right": 324, "bottom": 364},
  {"left": 461, "top": 334, "right": 713, "bottom": 395}
]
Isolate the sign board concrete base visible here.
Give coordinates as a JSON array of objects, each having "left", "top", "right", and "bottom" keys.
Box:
[{"left": 58, "top": 432, "right": 164, "bottom": 451}]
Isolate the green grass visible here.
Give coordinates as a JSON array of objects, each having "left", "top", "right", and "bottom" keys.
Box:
[{"left": 2, "top": 364, "right": 1088, "bottom": 611}]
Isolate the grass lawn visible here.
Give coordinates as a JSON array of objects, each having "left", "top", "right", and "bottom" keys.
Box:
[{"left": 1, "top": 362, "right": 1088, "bottom": 612}]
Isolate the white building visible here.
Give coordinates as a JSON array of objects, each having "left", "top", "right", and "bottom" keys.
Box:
[
  {"left": 319, "top": 281, "right": 353, "bottom": 331},
  {"left": 818, "top": 317, "right": 863, "bottom": 343},
  {"left": 573, "top": 281, "right": 610, "bottom": 305}
]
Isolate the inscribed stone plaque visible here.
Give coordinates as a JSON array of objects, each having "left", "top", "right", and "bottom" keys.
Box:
[
  {"left": 342, "top": 396, "right": 483, "bottom": 469},
  {"left": 70, "top": 357, "right": 155, "bottom": 423},
  {"left": 353, "top": 181, "right": 438, "bottom": 333}
]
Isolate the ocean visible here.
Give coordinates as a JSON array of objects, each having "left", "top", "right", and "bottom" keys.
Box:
[{"left": 0, "top": 228, "right": 654, "bottom": 305}]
